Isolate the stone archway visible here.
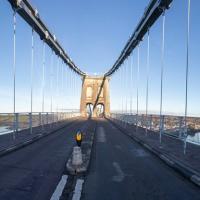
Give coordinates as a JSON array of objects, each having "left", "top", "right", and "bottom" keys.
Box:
[
  {"left": 96, "top": 103, "right": 104, "bottom": 117},
  {"left": 86, "top": 103, "right": 93, "bottom": 118},
  {"left": 80, "top": 76, "right": 110, "bottom": 117}
]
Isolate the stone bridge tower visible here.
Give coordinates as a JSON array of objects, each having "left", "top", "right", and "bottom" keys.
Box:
[{"left": 80, "top": 76, "right": 110, "bottom": 117}]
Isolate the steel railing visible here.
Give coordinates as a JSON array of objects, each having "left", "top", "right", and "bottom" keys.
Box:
[{"left": 0, "top": 111, "right": 80, "bottom": 135}]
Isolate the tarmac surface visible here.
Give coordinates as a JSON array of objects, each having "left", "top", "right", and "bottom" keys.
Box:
[
  {"left": 81, "top": 119, "right": 200, "bottom": 200},
  {"left": 0, "top": 118, "right": 199, "bottom": 200},
  {"left": 0, "top": 119, "right": 92, "bottom": 200}
]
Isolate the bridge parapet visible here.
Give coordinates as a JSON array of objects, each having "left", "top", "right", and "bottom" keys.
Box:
[{"left": 110, "top": 113, "right": 200, "bottom": 145}]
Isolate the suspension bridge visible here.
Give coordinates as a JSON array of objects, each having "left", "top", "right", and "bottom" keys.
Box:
[{"left": 0, "top": 0, "right": 200, "bottom": 199}]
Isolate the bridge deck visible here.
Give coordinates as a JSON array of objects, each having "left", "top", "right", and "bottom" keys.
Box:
[
  {"left": 111, "top": 118, "right": 200, "bottom": 174},
  {"left": 82, "top": 119, "right": 199, "bottom": 200},
  {"left": 0, "top": 119, "right": 96, "bottom": 200},
  {"left": 0, "top": 119, "right": 76, "bottom": 153},
  {"left": 0, "top": 119, "right": 199, "bottom": 199}
]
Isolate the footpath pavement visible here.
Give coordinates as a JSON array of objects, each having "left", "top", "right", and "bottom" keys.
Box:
[
  {"left": 109, "top": 117, "right": 200, "bottom": 187},
  {"left": 0, "top": 118, "right": 79, "bottom": 157}
]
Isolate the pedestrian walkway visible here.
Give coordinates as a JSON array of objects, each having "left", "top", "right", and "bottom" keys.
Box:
[
  {"left": 0, "top": 118, "right": 78, "bottom": 154},
  {"left": 82, "top": 119, "right": 199, "bottom": 200},
  {"left": 111, "top": 118, "right": 200, "bottom": 175}
]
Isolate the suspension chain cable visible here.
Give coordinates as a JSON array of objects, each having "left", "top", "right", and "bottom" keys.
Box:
[
  {"left": 146, "top": 30, "right": 150, "bottom": 135},
  {"left": 184, "top": 0, "right": 191, "bottom": 155},
  {"left": 159, "top": 10, "right": 166, "bottom": 144}
]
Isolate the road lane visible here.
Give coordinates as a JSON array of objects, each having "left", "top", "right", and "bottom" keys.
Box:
[
  {"left": 82, "top": 119, "right": 199, "bottom": 200},
  {"left": 0, "top": 119, "right": 94, "bottom": 200}
]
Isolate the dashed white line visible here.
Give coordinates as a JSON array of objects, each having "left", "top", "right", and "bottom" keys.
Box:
[
  {"left": 112, "top": 162, "right": 125, "bottom": 182},
  {"left": 97, "top": 127, "right": 106, "bottom": 143},
  {"left": 72, "top": 179, "right": 84, "bottom": 200},
  {"left": 50, "top": 175, "right": 68, "bottom": 200}
]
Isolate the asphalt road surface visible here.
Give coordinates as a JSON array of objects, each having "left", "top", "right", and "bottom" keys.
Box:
[
  {"left": 0, "top": 118, "right": 93, "bottom": 200},
  {"left": 81, "top": 119, "right": 200, "bottom": 200}
]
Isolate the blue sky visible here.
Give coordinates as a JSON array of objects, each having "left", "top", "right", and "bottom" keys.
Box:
[{"left": 0, "top": 0, "right": 200, "bottom": 116}]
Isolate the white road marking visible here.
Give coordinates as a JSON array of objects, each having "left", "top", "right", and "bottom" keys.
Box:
[
  {"left": 97, "top": 127, "right": 106, "bottom": 143},
  {"left": 72, "top": 179, "right": 84, "bottom": 200},
  {"left": 6, "top": 146, "right": 15, "bottom": 151},
  {"left": 110, "top": 124, "right": 116, "bottom": 129},
  {"left": 115, "top": 144, "right": 122, "bottom": 150},
  {"left": 112, "top": 162, "right": 125, "bottom": 182},
  {"left": 160, "top": 155, "right": 174, "bottom": 166},
  {"left": 50, "top": 175, "right": 68, "bottom": 200},
  {"left": 131, "top": 149, "right": 148, "bottom": 157}
]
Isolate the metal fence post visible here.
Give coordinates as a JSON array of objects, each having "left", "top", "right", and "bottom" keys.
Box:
[
  {"left": 39, "top": 112, "right": 41, "bottom": 127},
  {"left": 159, "top": 115, "right": 164, "bottom": 143},
  {"left": 51, "top": 112, "right": 54, "bottom": 128},
  {"left": 46, "top": 112, "right": 48, "bottom": 125},
  {"left": 136, "top": 114, "right": 138, "bottom": 133},
  {"left": 142, "top": 114, "right": 144, "bottom": 128},
  {"left": 149, "top": 115, "right": 152, "bottom": 131},
  {"left": 29, "top": 112, "right": 32, "bottom": 134},
  {"left": 57, "top": 112, "right": 59, "bottom": 125},
  {"left": 15, "top": 113, "right": 19, "bottom": 133},
  {"left": 145, "top": 115, "right": 148, "bottom": 134},
  {"left": 183, "top": 118, "right": 188, "bottom": 155},
  {"left": 179, "top": 116, "right": 183, "bottom": 138}
]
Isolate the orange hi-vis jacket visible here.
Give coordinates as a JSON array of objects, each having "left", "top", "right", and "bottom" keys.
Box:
[{"left": 76, "top": 133, "right": 82, "bottom": 141}]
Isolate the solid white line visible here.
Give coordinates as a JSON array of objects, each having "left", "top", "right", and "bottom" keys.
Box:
[
  {"left": 50, "top": 175, "right": 68, "bottom": 200},
  {"left": 24, "top": 140, "right": 31, "bottom": 144},
  {"left": 160, "top": 155, "right": 174, "bottom": 166},
  {"left": 191, "top": 175, "right": 200, "bottom": 186},
  {"left": 6, "top": 146, "right": 15, "bottom": 151},
  {"left": 72, "top": 179, "right": 84, "bottom": 200}
]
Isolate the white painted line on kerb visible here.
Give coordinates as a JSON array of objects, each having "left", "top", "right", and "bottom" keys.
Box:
[
  {"left": 6, "top": 146, "right": 15, "bottom": 151},
  {"left": 72, "top": 179, "right": 84, "bottom": 200},
  {"left": 50, "top": 175, "right": 68, "bottom": 200}
]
